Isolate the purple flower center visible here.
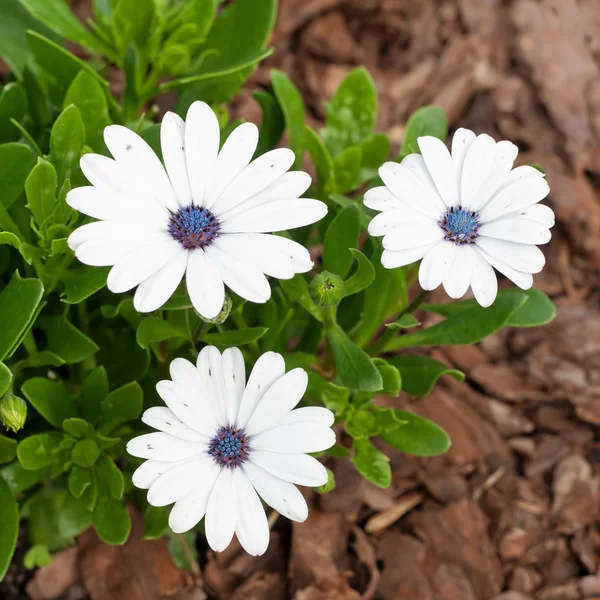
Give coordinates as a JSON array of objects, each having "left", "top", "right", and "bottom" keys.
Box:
[
  {"left": 168, "top": 205, "right": 220, "bottom": 250},
  {"left": 208, "top": 425, "right": 250, "bottom": 468},
  {"left": 439, "top": 206, "right": 479, "bottom": 244}
]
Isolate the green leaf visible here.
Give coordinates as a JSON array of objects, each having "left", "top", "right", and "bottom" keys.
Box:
[
  {"left": 254, "top": 90, "right": 284, "bottom": 156},
  {"left": 37, "top": 315, "right": 98, "bottom": 364},
  {"left": 24, "top": 544, "right": 51, "bottom": 569},
  {"left": 315, "top": 467, "right": 335, "bottom": 494},
  {"left": 0, "top": 362, "right": 11, "bottom": 397},
  {"left": 98, "top": 329, "right": 150, "bottom": 388},
  {"left": 271, "top": 70, "right": 305, "bottom": 168},
  {"left": 99, "top": 381, "right": 143, "bottom": 435},
  {"left": 94, "top": 453, "right": 124, "bottom": 499},
  {"left": 143, "top": 505, "right": 169, "bottom": 540},
  {"left": 333, "top": 146, "right": 362, "bottom": 194},
  {"left": 17, "top": 432, "right": 64, "bottom": 470},
  {"left": 359, "top": 133, "right": 390, "bottom": 182},
  {"left": 63, "top": 71, "right": 110, "bottom": 151},
  {"left": 323, "top": 204, "right": 360, "bottom": 278},
  {"left": 305, "top": 125, "right": 335, "bottom": 195},
  {"left": 322, "top": 67, "right": 377, "bottom": 157},
  {"left": 136, "top": 317, "right": 189, "bottom": 349},
  {"left": 0, "top": 434, "right": 17, "bottom": 464},
  {"left": 50, "top": 104, "right": 85, "bottom": 185},
  {"left": 280, "top": 275, "right": 323, "bottom": 322},
  {"left": 380, "top": 410, "right": 451, "bottom": 456},
  {"left": 320, "top": 381, "right": 349, "bottom": 417},
  {"left": 351, "top": 438, "right": 391, "bottom": 488},
  {"left": 62, "top": 418, "right": 90, "bottom": 438},
  {"left": 18, "top": 0, "right": 111, "bottom": 55},
  {"left": 0, "top": 474, "right": 19, "bottom": 580},
  {"left": 25, "top": 158, "right": 57, "bottom": 225},
  {"left": 203, "top": 327, "right": 268, "bottom": 348},
  {"left": 112, "top": 0, "right": 155, "bottom": 55},
  {"left": 79, "top": 470, "right": 97, "bottom": 511},
  {"left": 373, "top": 358, "right": 402, "bottom": 396},
  {"left": 167, "top": 530, "right": 198, "bottom": 571},
  {"left": 326, "top": 325, "right": 382, "bottom": 392},
  {"left": 423, "top": 288, "right": 556, "bottom": 328},
  {"left": 0, "top": 83, "right": 27, "bottom": 142},
  {"left": 71, "top": 439, "right": 100, "bottom": 468},
  {"left": 93, "top": 496, "right": 131, "bottom": 545},
  {"left": 22, "top": 378, "right": 77, "bottom": 427},
  {"left": 355, "top": 245, "right": 407, "bottom": 347},
  {"left": 61, "top": 265, "right": 109, "bottom": 304},
  {"left": 346, "top": 409, "right": 378, "bottom": 439},
  {"left": 385, "top": 293, "right": 528, "bottom": 350},
  {"left": 0, "top": 461, "right": 46, "bottom": 494},
  {"left": 23, "top": 351, "right": 64, "bottom": 368},
  {"left": 78, "top": 367, "right": 108, "bottom": 424},
  {"left": 68, "top": 465, "right": 91, "bottom": 498},
  {"left": 0, "top": 142, "right": 35, "bottom": 208},
  {"left": 343, "top": 249, "right": 375, "bottom": 297},
  {"left": 385, "top": 314, "right": 421, "bottom": 330},
  {"left": 400, "top": 105, "right": 447, "bottom": 159},
  {"left": 389, "top": 355, "right": 464, "bottom": 397},
  {"left": 0, "top": 272, "right": 44, "bottom": 361}
]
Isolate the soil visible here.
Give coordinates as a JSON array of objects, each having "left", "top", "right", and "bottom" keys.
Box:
[{"left": 3, "top": 0, "right": 600, "bottom": 599}]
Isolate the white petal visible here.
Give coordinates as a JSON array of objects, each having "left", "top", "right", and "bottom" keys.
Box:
[
  {"left": 236, "top": 352, "right": 286, "bottom": 429},
  {"left": 245, "top": 368, "right": 308, "bottom": 436},
  {"left": 161, "top": 111, "right": 193, "bottom": 208},
  {"left": 127, "top": 432, "right": 207, "bottom": 461},
  {"left": 233, "top": 469, "right": 270, "bottom": 556},
  {"left": 222, "top": 347, "right": 246, "bottom": 425},
  {"left": 218, "top": 171, "right": 312, "bottom": 223},
  {"left": 185, "top": 248, "right": 225, "bottom": 319},
  {"left": 459, "top": 134, "right": 498, "bottom": 210},
  {"left": 495, "top": 203, "right": 555, "bottom": 228},
  {"left": 475, "top": 236, "right": 545, "bottom": 273},
  {"left": 216, "top": 234, "right": 295, "bottom": 280},
  {"left": 68, "top": 221, "right": 164, "bottom": 251},
  {"left": 185, "top": 101, "right": 220, "bottom": 207},
  {"left": 382, "top": 221, "right": 445, "bottom": 251},
  {"left": 381, "top": 244, "right": 435, "bottom": 269},
  {"left": 367, "top": 206, "right": 430, "bottom": 237},
  {"left": 212, "top": 148, "right": 295, "bottom": 214},
  {"left": 156, "top": 380, "right": 219, "bottom": 438},
  {"left": 379, "top": 161, "right": 445, "bottom": 219},
  {"left": 107, "top": 239, "right": 182, "bottom": 293},
  {"left": 364, "top": 186, "right": 403, "bottom": 212},
  {"left": 104, "top": 125, "right": 179, "bottom": 212},
  {"left": 196, "top": 346, "right": 228, "bottom": 427},
  {"left": 478, "top": 219, "right": 551, "bottom": 245},
  {"left": 249, "top": 450, "right": 328, "bottom": 487},
  {"left": 251, "top": 423, "right": 335, "bottom": 454},
  {"left": 134, "top": 250, "right": 188, "bottom": 313},
  {"left": 243, "top": 462, "right": 308, "bottom": 522},
  {"left": 132, "top": 459, "right": 173, "bottom": 490},
  {"left": 80, "top": 154, "right": 128, "bottom": 192},
  {"left": 236, "top": 233, "right": 313, "bottom": 273},
  {"left": 168, "top": 463, "right": 221, "bottom": 533},
  {"left": 451, "top": 128, "right": 476, "bottom": 184},
  {"left": 221, "top": 199, "right": 327, "bottom": 234},
  {"left": 480, "top": 176, "right": 550, "bottom": 223},
  {"left": 469, "top": 245, "right": 498, "bottom": 308},
  {"left": 474, "top": 245, "right": 534, "bottom": 289},
  {"left": 205, "top": 468, "right": 236, "bottom": 552},
  {"left": 142, "top": 406, "right": 208, "bottom": 442},
  {"left": 401, "top": 154, "right": 448, "bottom": 207},
  {"left": 443, "top": 243, "right": 475, "bottom": 299},
  {"left": 148, "top": 456, "right": 213, "bottom": 507},
  {"left": 205, "top": 123, "right": 259, "bottom": 208},
  {"left": 75, "top": 236, "right": 164, "bottom": 267},
  {"left": 274, "top": 406, "right": 335, "bottom": 428},
  {"left": 417, "top": 136, "right": 458, "bottom": 208},
  {"left": 469, "top": 140, "right": 519, "bottom": 211},
  {"left": 418, "top": 241, "right": 456, "bottom": 290},
  {"left": 204, "top": 243, "right": 271, "bottom": 303}
]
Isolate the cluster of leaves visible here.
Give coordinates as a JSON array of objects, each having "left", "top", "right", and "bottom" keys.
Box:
[{"left": 0, "top": 0, "right": 556, "bottom": 581}]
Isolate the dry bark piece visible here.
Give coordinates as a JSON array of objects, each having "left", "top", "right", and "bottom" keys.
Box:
[
  {"left": 364, "top": 491, "right": 424, "bottom": 534},
  {"left": 26, "top": 546, "right": 79, "bottom": 600},
  {"left": 228, "top": 572, "right": 286, "bottom": 600},
  {"left": 303, "top": 12, "right": 363, "bottom": 62}
]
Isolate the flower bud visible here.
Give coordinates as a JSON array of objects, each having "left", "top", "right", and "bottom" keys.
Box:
[
  {"left": 0, "top": 394, "right": 27, "bottom": 433},
  {"left": 309, "top": 272, "right": 345, "bottom": 307},
  {"left": 198, "top": 294, "right": 232, "bottom": 325}
]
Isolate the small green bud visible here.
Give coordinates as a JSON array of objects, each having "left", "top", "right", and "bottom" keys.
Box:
[
  {"left": 0, "top": 394, "right": 27, "bottom": 432},
  {"left": 198, "top": 294, "right": 232, "bottom": 325},
  {"left": 309, "top": 272, "right": 345, "bottom": 307}
]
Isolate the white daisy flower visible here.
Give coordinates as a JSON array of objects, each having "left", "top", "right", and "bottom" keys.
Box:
[
  {"left": 66, "top": 102, "right": 327, "bottom": 319},
  {"left": 127, "top": 346, "right": 335, "bottom": 556},
  {"left": 365, "top": 129, "right": 555, "bottom": 307}
]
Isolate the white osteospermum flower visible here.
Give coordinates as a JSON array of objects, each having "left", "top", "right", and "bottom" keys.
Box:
[
  {"left": 67, "top": 102, "right": 327, "bottom": 319},
  {"left": 365, "top": 129, "right": 555, "bottom": 307},
  {"left": 127, "top": 346, "right": 335, "bottom": 556}
]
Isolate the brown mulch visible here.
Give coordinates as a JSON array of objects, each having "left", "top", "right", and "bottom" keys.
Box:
[{"left": 5, "top": 0, "right": 600, "bottom": 599}]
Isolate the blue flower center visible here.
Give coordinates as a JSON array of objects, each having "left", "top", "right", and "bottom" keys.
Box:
[
  {"left": 208, "top": 426, "right": 250, "bottom": 468},
  {"left": 439, "top": 206, "right": 479, "bottom": 244},
  {"left": 168, "top": 206, "right": 221, "bottom": 250}
]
